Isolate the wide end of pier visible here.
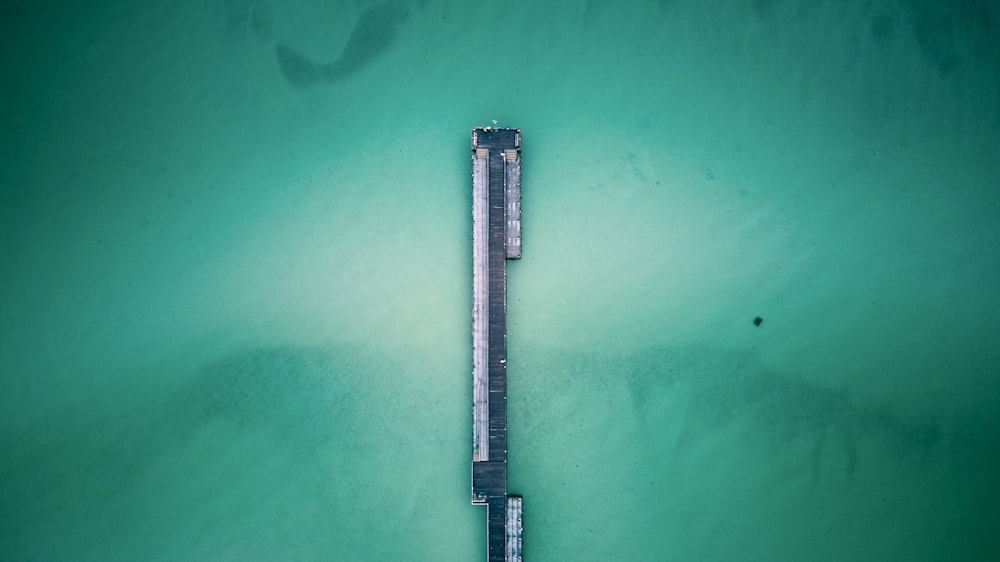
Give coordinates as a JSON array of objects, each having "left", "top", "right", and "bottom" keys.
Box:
[{"left": 470, "top": 126, "right": 523, "bottom": 562}]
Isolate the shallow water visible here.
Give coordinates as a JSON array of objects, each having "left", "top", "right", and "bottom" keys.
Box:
[{"left": 2, "top": 0, "right": 999, "bottom": 560}]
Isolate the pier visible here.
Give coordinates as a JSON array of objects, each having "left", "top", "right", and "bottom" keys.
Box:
[{"left": 471, "top": 126, "right": 523, "bottom": 562}]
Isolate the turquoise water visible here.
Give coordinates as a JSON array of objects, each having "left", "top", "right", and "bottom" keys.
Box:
[{"left": 2, "top": 0, "right": 999, "bottom": 559}]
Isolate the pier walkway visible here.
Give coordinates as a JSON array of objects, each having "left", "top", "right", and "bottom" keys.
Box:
[{"left": 471, "top": 126, "right": 523, "bottom": 562}]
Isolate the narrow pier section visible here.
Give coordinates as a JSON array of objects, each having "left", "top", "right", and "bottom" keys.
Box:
[
  {"left": 470, "top": 126, "right": 523, "bottom": 562},
  {"left": 505, "top": 496, "right": 524, "bottom": 562},
  {"left": 472, "top": 147, "right": 490, "bottom": 462},
  {"left": 504, "top": 149, "right": 522, "bottom": 259}
]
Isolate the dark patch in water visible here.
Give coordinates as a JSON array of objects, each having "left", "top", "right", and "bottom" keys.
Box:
[
  {"left": 902, "top": 1, "right": 1000, "bottom": 75},
  {"left": 224, "top": 0, "right": 272, "bottom": 41},
  {"left": 869, "top": 10, "right": 895, "bottom": 48},
  {"left": 276, "top": 43, "right": 324, "bottom": 88},
  {"left": 520, "top": 345, "right": 959, "bottom": 488},
  {"left": 276, "top": 1, "right": 410, "bottom": 88}
]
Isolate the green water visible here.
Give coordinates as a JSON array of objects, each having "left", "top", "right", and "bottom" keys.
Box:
[{"left": 2, "top": 0, "right": 999, "bottom": 560}]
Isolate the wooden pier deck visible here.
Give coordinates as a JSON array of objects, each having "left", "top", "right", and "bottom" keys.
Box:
[{"left": 471, "top": 126, "right": 523, "bottom": 562}]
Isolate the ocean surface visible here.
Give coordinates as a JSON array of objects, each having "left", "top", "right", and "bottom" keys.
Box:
[{"left": 2, "top": 0, "right": 999, "bottom": 560}]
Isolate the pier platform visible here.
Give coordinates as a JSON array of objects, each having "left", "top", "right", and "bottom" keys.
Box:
[{"left": 470, "top": 126, "right": 524, "bottom": 562}]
